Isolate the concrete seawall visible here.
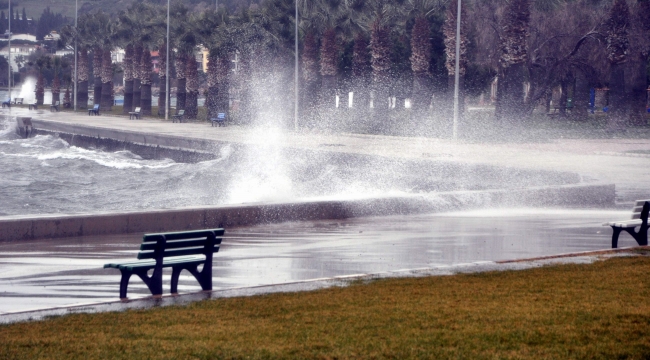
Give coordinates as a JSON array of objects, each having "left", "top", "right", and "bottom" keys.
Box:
[{"left": 0, "top": 183, "right": 615, "bottom": 242}]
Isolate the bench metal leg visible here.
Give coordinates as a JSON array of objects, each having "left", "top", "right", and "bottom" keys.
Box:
[
  {"left": 611, "top": 225, "right": 649, "bottom": 248},
  {"left": 171, "top": 267, "right": 182, "bottom": 294},
  {"left": 134, "top": 266, "right": 163, "bottom": 297},
  {"left": 119, "top": 270, "right": 133, "bottom": 299},
  {"left": 611, "top": 227, "right": 622, "bottom": 248},
  {"left": 170, "top": 263, "right": 212, "bottom": 293}
]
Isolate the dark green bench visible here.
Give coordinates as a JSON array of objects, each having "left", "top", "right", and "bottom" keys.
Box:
[
  {"left": 104, "top": 228, "right": 224, "bottom": 299},
  {"left": 603, "top": 200, "right": 649, "bottom": 248}
]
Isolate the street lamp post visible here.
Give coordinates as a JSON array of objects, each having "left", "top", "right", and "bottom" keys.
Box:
[
  {"left": 452, "top": 0, "right": 461, "bottom": 140},
  {"left": 7, "top": 0, "right": 10, "bottom": 102},
  {"left": 74, "top": 0, "right": 78, "bottom": 111},
  {"left": 294, "top": 0, "right": 298, "bottom": 131},
  {"left": 165, "top": 0, "right": 170, "bottom": 121}
]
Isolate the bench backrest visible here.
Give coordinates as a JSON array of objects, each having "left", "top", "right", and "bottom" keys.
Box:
[
  {"left": 631, "top": 200, "right": 650, "bottom": 219},
  {"left": 134, "top": 107, "right": 141, "bottom": 112},
  {"left": 177, "top": 109, "right": 185, "bottom": 116},
  {"left": 93, "top": 104, "right": 100, "bottom": 110},
  {"left": 137, "top": 228, "right": 224, "bottom": 260},
  {"left": 217, "top": 113, "right": 226, "bottom": 119},
  {"left": 54, "top": 101, "right": 60, "bottom": 106}
]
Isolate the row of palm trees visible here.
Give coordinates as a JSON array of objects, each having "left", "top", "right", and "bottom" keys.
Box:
[{"left": 60, "top": 0, "right": 649, "bottom": 128}]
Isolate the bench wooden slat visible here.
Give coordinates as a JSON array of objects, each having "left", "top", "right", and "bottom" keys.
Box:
[
  {"left": 104, "top": 255, "right": 204, "bottom": 268},
  {"left": 104, "top": 255, "right": 206, "bottom": 271},
  {"left": 604, "top": 219, "right": 642, "bottom": 228},
  {"left": 143, "top": 229, "right": 224, "bottom": 242},
  {"left": 137, "top": 244, "right": 220, "bottom": 260},
  {"left": 140, "top": 237, "right": 222, "bottom": 251},
  {"left": 634, "top": 199, "right": 650, "bottom": 207}
]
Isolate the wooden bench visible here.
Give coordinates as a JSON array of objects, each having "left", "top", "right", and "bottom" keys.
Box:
[
  {"left": 171, "top": 109, "right": 185, "bottom": 123},
  {"left": 28, "top": 103, "right": 37, "bottom": 110},
  {"left": 88, "top": 104, "right": 100, "bottom": 116},
  {"left": 50, "top": 101, "right": 60, "bottom": 112},
  {"left": 2, "top": 99, "right": 10, "bottom": 108},
  {"left": 12, "top": 97, "right": 23, "bottom": 105},
  {"left": 104, "top": 228, "right": 225, "bottom": 299},
  {"left": 210, "top": 112, "right": 226, "bottom": 127},
  {"left": 603, "top": 200, "right": 649, "bottom": 248},
  {"left": 129, "top": 106, "right": 141, "bottom": 120}
]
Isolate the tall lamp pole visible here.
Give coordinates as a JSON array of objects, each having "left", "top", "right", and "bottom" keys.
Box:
[
  {"left": 74, "top": 0, "right": 78, "bottom": 111},
  {"left": 452, "top": 0, "right": 461, "bottom": 140},
  {"left": 294, "top": 0, "right": 298, "bottom": 131},
  {"left": 7, "top": 0, "right": 10, "bottom": 102},
  {"left": 165, "top": 0, "right": 170, "bottom": 121}
]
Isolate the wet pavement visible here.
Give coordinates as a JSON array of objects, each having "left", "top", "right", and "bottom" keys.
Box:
[{"left": 0, "top": 208, "right": 629, "bottom": 316}]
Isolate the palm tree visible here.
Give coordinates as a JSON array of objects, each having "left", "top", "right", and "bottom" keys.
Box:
[
  {"left": 140, "top": 49, "right": 153, "bottom": 115},
  {"left": 157, "top": 41, "right": 170, "bottom": 117},
  {"left": 351, "top": 32, "right": 370, "bottom": 110},
  {"left": 628, "top": 0, "right": 650, "bottom": 125},
  {"left": 370, "top": 19, "right": 391, "bottom": 111},
  {"left": 301, "top": 31, "right": 320, "bottom": 122},
  {"left": 51, "top": 58, "right": 61, "bottom": 105},
  {"left": 195, "top": 9, "right": 233, "bottom": 120},
  {"left": 605, "top": 0, "right": 630, "bottom": 129},
  {"left": 115, "top": 2, "right": 164, "bottom": 114},
  {"left": 185, "top": 52, "right": 199, "bottom": 119},
  {"left": 442, "top": 0, "right": 468, "bottom": 118},
  {"left": 77, "top": 46, "right": 90, "bottom": 109},
  {"left": 495, "top": 0, "right": 530, "bottom": 122},
  {"left": 363, "top": 0, "right": 407, "bottom": 115},
  {"left": 169, "top": 3, "right": 193, "bottom": 115},
  {"left": 92, "top": 46, "right": 103, "bottom": 106},
  {"left": 122, "top": 44, "right": 135, "bottom": 114},
  {"left": 175, "top": 52, "right": 187, "bottom": 113},
  {"left": 100, "top": 47, "right": 113, "bottom": 111},
  {"left": 34, "top": 55, "right": 50, "bottom": 105},
  {"left": 132, "top": 44, "right": 143, "bottom": 110}
]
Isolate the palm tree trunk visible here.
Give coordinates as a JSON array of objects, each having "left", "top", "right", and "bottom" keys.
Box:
[
  {"left": 443, "top": 3, "right": 467, "bottom": 124},
  {"left": 123, "top": 44, "right": 134, "bottom": 114},
  {"left": 629, "top": 54, "right": 648, "bottom": 125},
  {"left": 100, "top": 48, "right": 113, "bottom": 111},
  {"left": 412, "top": 16, "right": 433, "bottom": 117},
  {"left": 93, "top": 46, "right": 103, "bottom": 106},
  {"left": 140, "top": 50, "right": 152, "bottom": 115},
  {"left": 132, "top": 44, "right": 142, "bottom": 109},
  {"left": 571, "top": 68, "right": 590, "bottom": 120},
  {"left": 495, "top": 0, "right": 530, "bottom": 122},
  {"left": 35, "top": 72, "right": 44, "bottom": 105},
  {"left": 185, "top": 54, "right": 198, "bottom": 119},
  {"left": 351, "top": 33, "right": 370, "bottom": 129},
  {"left": 301, "top": 31, "right": 320, "bottom": 127},
  {"left": 176, "top": 53, "right": 187, "bottom": 112},
  {"left": 77, "top": 47, "right": 89, "bottom": 109},
  {"left": 157, "top": 43, "right": 168, "bottom": 117},
  {"left": 606, "top": 0, "right": 630, "bottom": 129},
  {"left": 217, "top": 56, "right": 229, "bottom": 113},
  {"left": 52, "top": 74, "right": 60, "bottom": 106},
  {"left": 320, "top": 28, "right": 338, "bottom": 114},
  {"left": 371, "top": 20, "right": 392, "bottom": 125}
]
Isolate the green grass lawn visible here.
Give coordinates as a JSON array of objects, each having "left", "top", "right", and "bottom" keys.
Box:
[{"left": 1, "top": 253, "right": 649, "bottom": 359}]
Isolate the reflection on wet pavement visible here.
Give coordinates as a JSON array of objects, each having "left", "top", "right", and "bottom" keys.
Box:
[{"left": 0, "top": 208, "right": 628, "bottom": 314}]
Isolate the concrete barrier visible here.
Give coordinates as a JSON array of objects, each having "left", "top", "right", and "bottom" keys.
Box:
[{"left": 0, "top": 183, "right": 615, "bottom": 242}]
